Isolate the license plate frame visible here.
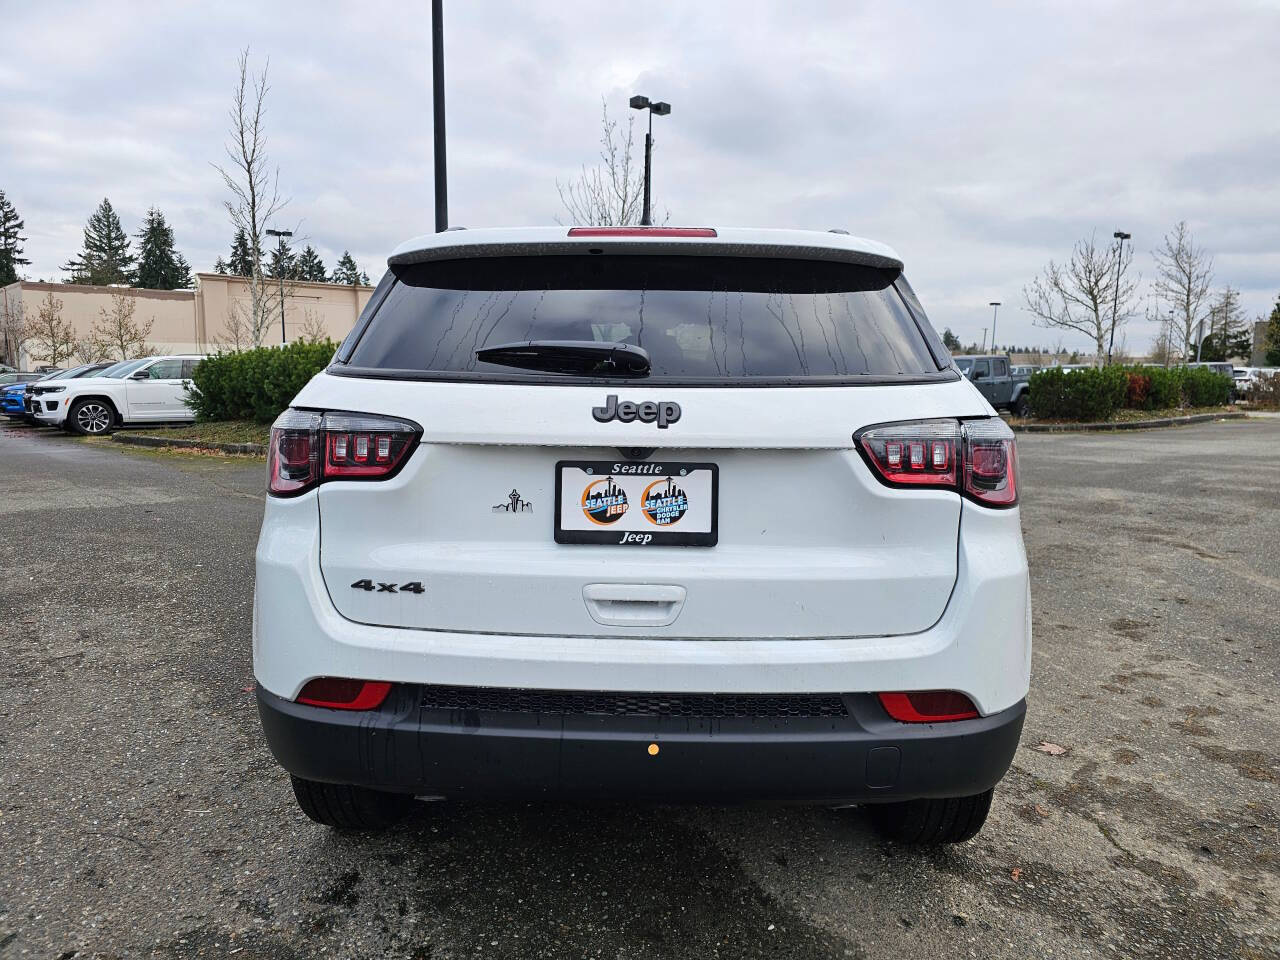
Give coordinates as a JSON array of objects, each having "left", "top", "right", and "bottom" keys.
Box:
[{"left": 554, "top": 460, "right": 718, "bottom": 546}]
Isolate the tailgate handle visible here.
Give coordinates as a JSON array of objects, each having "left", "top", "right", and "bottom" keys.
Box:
[{"left": 582, "top": 583, "right": 686, "bottom": 627}]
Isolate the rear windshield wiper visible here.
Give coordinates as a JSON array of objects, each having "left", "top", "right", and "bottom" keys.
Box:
[{"left": 475, "top": 340, "right": 651, "bottom": 378}]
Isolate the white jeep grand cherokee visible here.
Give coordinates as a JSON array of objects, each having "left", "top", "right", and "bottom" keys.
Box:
[
  {"left": 32, "top": 354, "right": 205, "bottom": 434},
  {"left": 254, "top": 226, "right": 1030, "bottom": 844}
]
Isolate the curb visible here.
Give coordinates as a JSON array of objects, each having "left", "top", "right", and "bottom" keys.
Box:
[
  {"left": 1010, "top": 412, "right": 1247, "bottom": 433},
  {"left": 110, "top": 432, "right": 266, "bottom": 456}
]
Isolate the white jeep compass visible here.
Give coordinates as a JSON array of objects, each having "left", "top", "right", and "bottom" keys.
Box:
[{"left": 254, "top": 226, "right": 1030, "bottom": 844}]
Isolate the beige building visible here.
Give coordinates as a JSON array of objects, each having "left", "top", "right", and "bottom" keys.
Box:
[{"left": 1, "top": 273, "right": 374, "bottom": 368}]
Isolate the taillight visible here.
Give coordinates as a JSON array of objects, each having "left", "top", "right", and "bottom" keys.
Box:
[
  {"left": 296, "top": 678, "right": 392, "bottom": 710},
  {"left": 960, "top": 417, "right": 1018, "bottom": 507},
  {"left": 878, "top": 691, "right": 979, "bottom": 723},
  {"left": 856, "top": 420, "right": 959, "bottom": 487},
  {"left": 267, "top": 409, "right": 321, "bottom": 495},
  {"left": 855, "top": 417, "right": 1018, "bottom": 507},
  {"left": 267, "top": 409, "right": 421, "bottom": 496}
]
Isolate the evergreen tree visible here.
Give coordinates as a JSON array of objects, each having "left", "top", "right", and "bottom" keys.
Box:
[
  {"left": 1199, "top": 286, "right": 1251, "bottom": 362},
  {"left": 941, "top": 327, "right": 962, "bottom": 351},
  {"left": 294, "top": 245, "right": 328, "bottom": 283},
  {"left": 1264, "top": 295, "right": 1280, "bottom": 366},
  {"left": 134, "top": 207, "right": 192, "bottom": 289},
  {"left": 63, "top": 198, "right": 135, "bottom": 286},
  {"left": 331, "top": 250, "right": 368, "bottom": 285},
  {"left": 268, "top": 234, "right": 296, "bottom": 279},
  {"left": 213, "top": 257, "right": 228, "bottom": 275},
  {"left": 227, "top": 228, "right": 254, "bottom": 277},
  {"left": 0, "top": 189, "right": 30, "bottom": 285}
]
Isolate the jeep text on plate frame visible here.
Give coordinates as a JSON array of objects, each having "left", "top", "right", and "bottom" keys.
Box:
[{"left": 554, "top": 461, "right": 719, "bottom": 546}]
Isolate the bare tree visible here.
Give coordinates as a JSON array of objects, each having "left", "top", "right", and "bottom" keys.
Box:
[
  {"left": 557, "top": 100, "right": 667, "bottom": 226},
  {"left": 0, "top": 293, "right": 26, "bottom": 367},
  {"left": 214, "top": 304, "right": 253, "bottom": 352},
  {"left": 92, "top": 292, "right": 155, "bottom": 360},
  {"left": 1023, "top": 233, "right": 1139, "bottom": 366},
  {"left": 72, "top": 334, "right": 113, "bottom": 364},
  {"left": 27, "top": 289, "right": 77, "bottom": 366},
  {"left": 1152, "top": 221, "right": 1213, "bottom": 361},
  {"left": 212, "top": 48, "right": 288, "bottom": 347},
  {"left": 298, "top": 308, "right": 328, "bottom": 343}
]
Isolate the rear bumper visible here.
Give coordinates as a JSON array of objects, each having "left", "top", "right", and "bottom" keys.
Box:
[{"left": 257, "top": 686, "right": 1025, "bottom": 804}]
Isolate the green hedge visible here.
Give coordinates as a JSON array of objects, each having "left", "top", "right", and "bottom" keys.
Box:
[
  {"left": 1027, "top": 364, "right": 1232, "bottom": 420},
  {"left": 188, "top": 340, "right": 337, "bottom": 423},
  {"left": 1028, "top": 367, "right": 1128, "bottom": 421}
]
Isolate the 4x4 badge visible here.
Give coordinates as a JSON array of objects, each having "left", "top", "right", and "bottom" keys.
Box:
[{"left": 592, "top": 395, "right": 681, "bottom": 429}]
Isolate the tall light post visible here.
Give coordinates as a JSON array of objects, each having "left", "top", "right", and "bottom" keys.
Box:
[
  {"left": 989, "top": 302, "right": 1001, "bottom": 353},
  {"left": 629, "top": 95, "right": 671, "bottom": 226},
  {"left": 1107, "top": 230, "right": 1130, "bottom": 364},
  {"left": 432, "top": 0, "right": 448, "bottom": 232},
  {"left": 265, "top": 228, "right": 292, "bottom": 344}
]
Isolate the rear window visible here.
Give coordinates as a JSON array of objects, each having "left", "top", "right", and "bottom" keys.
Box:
[{"left": 344, "top": 255, "right": 947, "bottom": 383}]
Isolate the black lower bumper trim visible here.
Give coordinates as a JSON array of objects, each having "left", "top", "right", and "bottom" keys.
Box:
[{"left": 257, "top": 685, "right": 1025, "bottom": 804}]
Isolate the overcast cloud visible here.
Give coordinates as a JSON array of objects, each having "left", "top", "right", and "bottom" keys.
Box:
[{"left": 3, "top": 0, "right": 1278, "bottom": 352}]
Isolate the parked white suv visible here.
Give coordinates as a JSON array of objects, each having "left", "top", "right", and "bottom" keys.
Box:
[
  {"left": 254, "top": 226, "right": 1030, "bottom": 844},
  {"left": 32, "top": 354, "right": 205, "bottom": 434}
]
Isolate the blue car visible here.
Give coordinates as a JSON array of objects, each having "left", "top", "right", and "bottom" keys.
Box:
[{"left": 2, "top": 362, "right": 114, "bottom": 420}]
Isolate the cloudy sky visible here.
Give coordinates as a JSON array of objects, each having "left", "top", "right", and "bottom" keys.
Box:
[{"left": 3, "top": 0, "right": 1278, "bottom": 352}]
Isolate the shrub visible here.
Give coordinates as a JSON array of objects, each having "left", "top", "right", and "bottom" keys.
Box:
[
  {"left": 1143, "top": 366, "right": 1185, "bottom": 410},
  {"left": 1182, "top": 367, "right": 1232, "bottom": 408},
  {"left": 1124, "top": 371, "right": 1150, "bottom": 409},
  {"left": 1249, "top": 371, "right": 1280, "bottom": 409},
  {"left": 1028, "top": 366, "right": 1127, "bottom": 421},
  {"left": 188, "top": 340, "right": 337, "bottom": 422}
]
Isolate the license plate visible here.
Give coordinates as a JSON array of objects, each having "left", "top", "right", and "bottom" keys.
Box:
[{"left": 555, "top": 460, "right": 718, "bottom": 546}]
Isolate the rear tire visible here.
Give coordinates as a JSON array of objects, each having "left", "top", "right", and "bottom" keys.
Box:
[
  {"left": 867, "top": 788, "right": 994, "bottom": 844},
  {"left": 1013, "top": 394, "right": 1031, "bottom": 418},
  {"left": 289, "top": 775, "right": 413, "bottom": 831},
  {"left": 67, "top": 398, "right": 116, "bottom": 436}
]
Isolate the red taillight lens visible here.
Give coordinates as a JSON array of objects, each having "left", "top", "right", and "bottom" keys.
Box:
[
  {"left": 322, "top": 412, "right": 417, "bottom": 478},
  {"left": 878, "top": 691, "right": 979, "bottom": 723},
  {"left": 961, "top": 417, "right": 1018, "bottom": 506},
  {"left": 856, "top": 420, "right": 959, "bottom": 487},
  {"left": 567, "top": 226, "right": 718, "bottom": 238},
  {"left": 855, "top": 417, "right": 1018, "bottom": 507},
  {"left": 267, "top": 409, "right": 322, "bottom": 495},
  {"left": 296, "top": 678, "right": 393, "bottom": 710},
  {"left": 268, "top": 410, "right": 421, "bottom": 496}
]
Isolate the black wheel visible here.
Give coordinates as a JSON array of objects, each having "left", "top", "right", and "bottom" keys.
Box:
[
  {"left": 867, "top": 788, "right": 994, "bottom": 844},
  {"left": 289, "top": 775, "right": 413, "bottom": 831},
  {"left": 67, "top": 398, "right": 116, "bottom": 435},
  {"left": 1013, "top": 394, "right": 1032, "bottom": 418}
]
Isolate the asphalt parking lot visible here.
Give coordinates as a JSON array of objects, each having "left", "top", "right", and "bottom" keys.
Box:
[{"left": 1, "top": 419, "right": 1277, "bottom": 960}]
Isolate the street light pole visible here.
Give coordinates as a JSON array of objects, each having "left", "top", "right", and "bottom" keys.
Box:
[
  {"left": 1107, "top": 231, "right": 1130, "bottom": 364},
  {"left": 265, "top": 228, "right": 293, "bottom": 344},
  {"left": 989, "top": 302, "right": 1001, "bottom": 353},
  {"left": 432, "top": 0, "right": 448, "bottom": 232},
  {"left": 629, "top": 95, "right": 671, "bottom": 226}
]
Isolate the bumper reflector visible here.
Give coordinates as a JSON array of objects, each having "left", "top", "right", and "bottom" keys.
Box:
[
  {"left": 878, "top": 691, "right": 979, "bottom": 723},
  {"left": 296, "top": 678, "right": 392, "bottom": 711}
]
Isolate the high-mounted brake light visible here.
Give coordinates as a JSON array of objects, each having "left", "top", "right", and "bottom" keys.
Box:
[
  {"left": 267, "top": 409, "right": 421, "bottom": 496},
  {"left": 297, "top": 678, "right": 392, "bottom": 710},
  {"left": 855, "top": 417, "right": 1018, "bottom": 507},
  {"left": 878, "top": 691, "right": 979, "bottom": 723},
  {"left": 567, "top": 227, "right": 717, "bottom": 238}
]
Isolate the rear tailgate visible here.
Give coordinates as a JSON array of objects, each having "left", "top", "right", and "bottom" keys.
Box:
[{"left": 306, "top": 377, "right": 987, "bottom": 638}]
